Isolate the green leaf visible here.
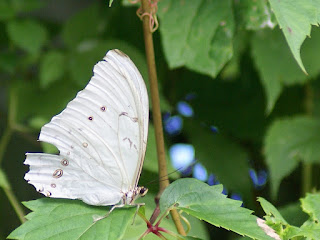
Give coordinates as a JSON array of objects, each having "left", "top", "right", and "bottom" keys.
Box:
[
  {"left": 268, "top": 0, "right": 320, "bottom": 74},
  {"left": 279, "top": 202, "right": 308, "bottom": 226},
  {"left": 8, "top": 199, "right": 136, "bottom": 240},
  {"left": 258, "top": 198, "right": 310, "bottom": 239},
  {"left": 251, "top": 28, "right": 306, "bottom": 113},
  {"left": 184, "top": 119, "right": 252, "bottom": 204},
  {"left": 296, "top": 220, "right": 320, "bottom": 239},
  {"left": 61, "top": 3, "right": 104, "bottom": 48},
  {"left": 6, "top": 19, "right": 48, "bottom": 54},
  {"left": 160, "top": 178, "right": 274, "bottom": 240},
  {"left": 235, "top": 0, "right": 276, "bottom": 30},
  {"left": 0, "top": 168, "right": 10, "bottom": 189},
  {"left": 264, "top": 116, "right": 320, "bottom": 198},
  {"left": 40, "top": 51, "right": 66, "bottom": 89},
  {"left": 301, "top": 193, "right": 320, "bottom": 221},
  {"left": 158, "top": 0, "right": 234, "bottom": 77},
  {"left": 257, "top": 197, "right": 288, "bottom": 225},
  {"left": 252, "top": 27, "right": 320, "bottom": 113}
]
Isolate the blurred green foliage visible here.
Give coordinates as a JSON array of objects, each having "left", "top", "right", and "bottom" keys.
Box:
[{"left": 1, "top": 0, "right": 320, "bottom": 239}]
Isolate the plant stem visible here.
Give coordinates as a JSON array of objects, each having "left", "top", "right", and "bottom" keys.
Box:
[
  {"left": 140, "top": 0, "right": 186, "bottom": 236},
  {"left": 302, "top": 82, "right": 314, "bottom": 195},
  {"left": 0, "top": 87, "right": 26, "bottom": 223},
  {"left": 302, "top": 163, "right": 312, "bottom": 195},
  {"left": 0, "top": 127, "right": 12, "bottom": 166},
  {"left": 4, "top": 187, "right": 26, "bottom": 223}
]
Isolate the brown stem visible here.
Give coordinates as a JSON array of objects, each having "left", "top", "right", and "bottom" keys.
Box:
[{"left": 140, "top": 0, "right": 186, "bottom": 236}]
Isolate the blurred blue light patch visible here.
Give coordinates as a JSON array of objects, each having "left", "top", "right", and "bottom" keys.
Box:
[
  {"left": 207, "top": 173, "right": 216, "bottom": 186},
  {"left": 210, "top": 125, "right": 219, "bottom": 133},
  {"left": 169, "top": 144, "right": 195, "bottom": 171},
  {"left": 230, "top": 193, "right": 242, "bottom": 201},
  {"left": 257, "top": 170, "right": 268, "bottom": 186},
  {"left": 193, "top": 163, "right": 208, "bottom": 181},
  {"left": 222, "top": 186, "right": 228, "bottom": 195},
  {"left": 177, "top": 101, "right": 194, "bottom": 117},
  {"left": 249, "top": 168, "right": 268, "bottom": 189},
  {"left": 164, "top": 115, "right": 183, "bottom": 135},
  {"left": 181, "top": 165, "right": 193, "bottom": 176}
]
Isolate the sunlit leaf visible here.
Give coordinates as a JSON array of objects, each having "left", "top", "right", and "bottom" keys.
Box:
[
  {"left": 160, "top": 179, "right": 274, "bottom": 240},
  {"left": 8, "top": 199, "right": 136, "bottom": 240},
  {"left": 301, "top": 193, "right": 320, "bottom": 221}
]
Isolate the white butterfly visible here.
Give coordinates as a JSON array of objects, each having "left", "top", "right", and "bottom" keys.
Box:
[{"left": 24, "top": 49, "right": 149, "bottom": 208}]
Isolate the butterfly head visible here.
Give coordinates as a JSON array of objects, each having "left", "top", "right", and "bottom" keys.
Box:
[{"left": 139, "top": 186, "right": 148, "bottom": 197}]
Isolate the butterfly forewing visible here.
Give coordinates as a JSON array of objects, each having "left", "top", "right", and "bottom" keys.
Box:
[{"left": 24, "top": 49, "right": 149, "bottom": 206}]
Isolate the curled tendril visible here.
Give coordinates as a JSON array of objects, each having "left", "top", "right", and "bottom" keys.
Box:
[{"left": 131, "top": 0, "right": 159, "bottom": 33}]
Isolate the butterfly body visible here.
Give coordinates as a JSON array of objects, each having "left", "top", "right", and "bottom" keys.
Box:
[{"left": 24, "top": 49, "right": 149, "bottom": 207}]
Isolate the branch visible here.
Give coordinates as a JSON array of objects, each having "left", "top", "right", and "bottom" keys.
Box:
[{"left": 140, "top": 0, "right": 186, "bottom": 236}]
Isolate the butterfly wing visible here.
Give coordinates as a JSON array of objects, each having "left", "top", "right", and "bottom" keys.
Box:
[{"left": 24, "top": 49, "right": 149, "bottom": 206}]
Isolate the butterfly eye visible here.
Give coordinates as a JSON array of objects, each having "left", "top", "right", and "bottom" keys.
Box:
[{"left": 140, "top": 187, "right": 148, "bottom": 197}]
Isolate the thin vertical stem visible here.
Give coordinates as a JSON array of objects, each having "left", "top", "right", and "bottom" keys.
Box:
[
  {"left": 302, "top": 82, "right": 314, "bottom": 195},
  {"left": 140, "top": 0, "right": 186, "bottom": 236},
  {"left": 0, "top": 87, "right": 26, "bottom": 223},
  {"left": 4, "top": 187, "right": 26, "bottom": 223}
]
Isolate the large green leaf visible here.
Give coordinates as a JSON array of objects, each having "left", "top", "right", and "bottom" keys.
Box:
[
  {"left": 160, "top": 178, "right": 274, "bottom": 240},
  {"left": 264, "top": 116, "right": 320, "bottom": 198},
  {"left": 184, "top": 119, "right": 252, "bottom": 204},
  {"left": 6, "top": 19, "right": 48, "bottom": 54},
  {"left": 268, "top": 0, "right": 320, "bottom": 73},
  {"left": 252, "top": 27, "right": 320, "bottom": 113},
  {"left": 8, "top": 199, "right": 136, "bottom": 240},
  {"left": 158, "top": 0, "right": 234, "bottom": 77}
]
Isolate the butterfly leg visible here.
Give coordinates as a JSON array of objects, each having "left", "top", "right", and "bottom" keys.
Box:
[
  {"left": 92, "top": 204, "right": 125, "bottom": 222},
  {"left": 131, "top": 202, "right": 145, "bottom": 224}
]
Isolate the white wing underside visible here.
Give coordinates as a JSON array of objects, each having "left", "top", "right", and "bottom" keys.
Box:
[{"left": 24, "top": 49, "right": 149, "bottom": 206}]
